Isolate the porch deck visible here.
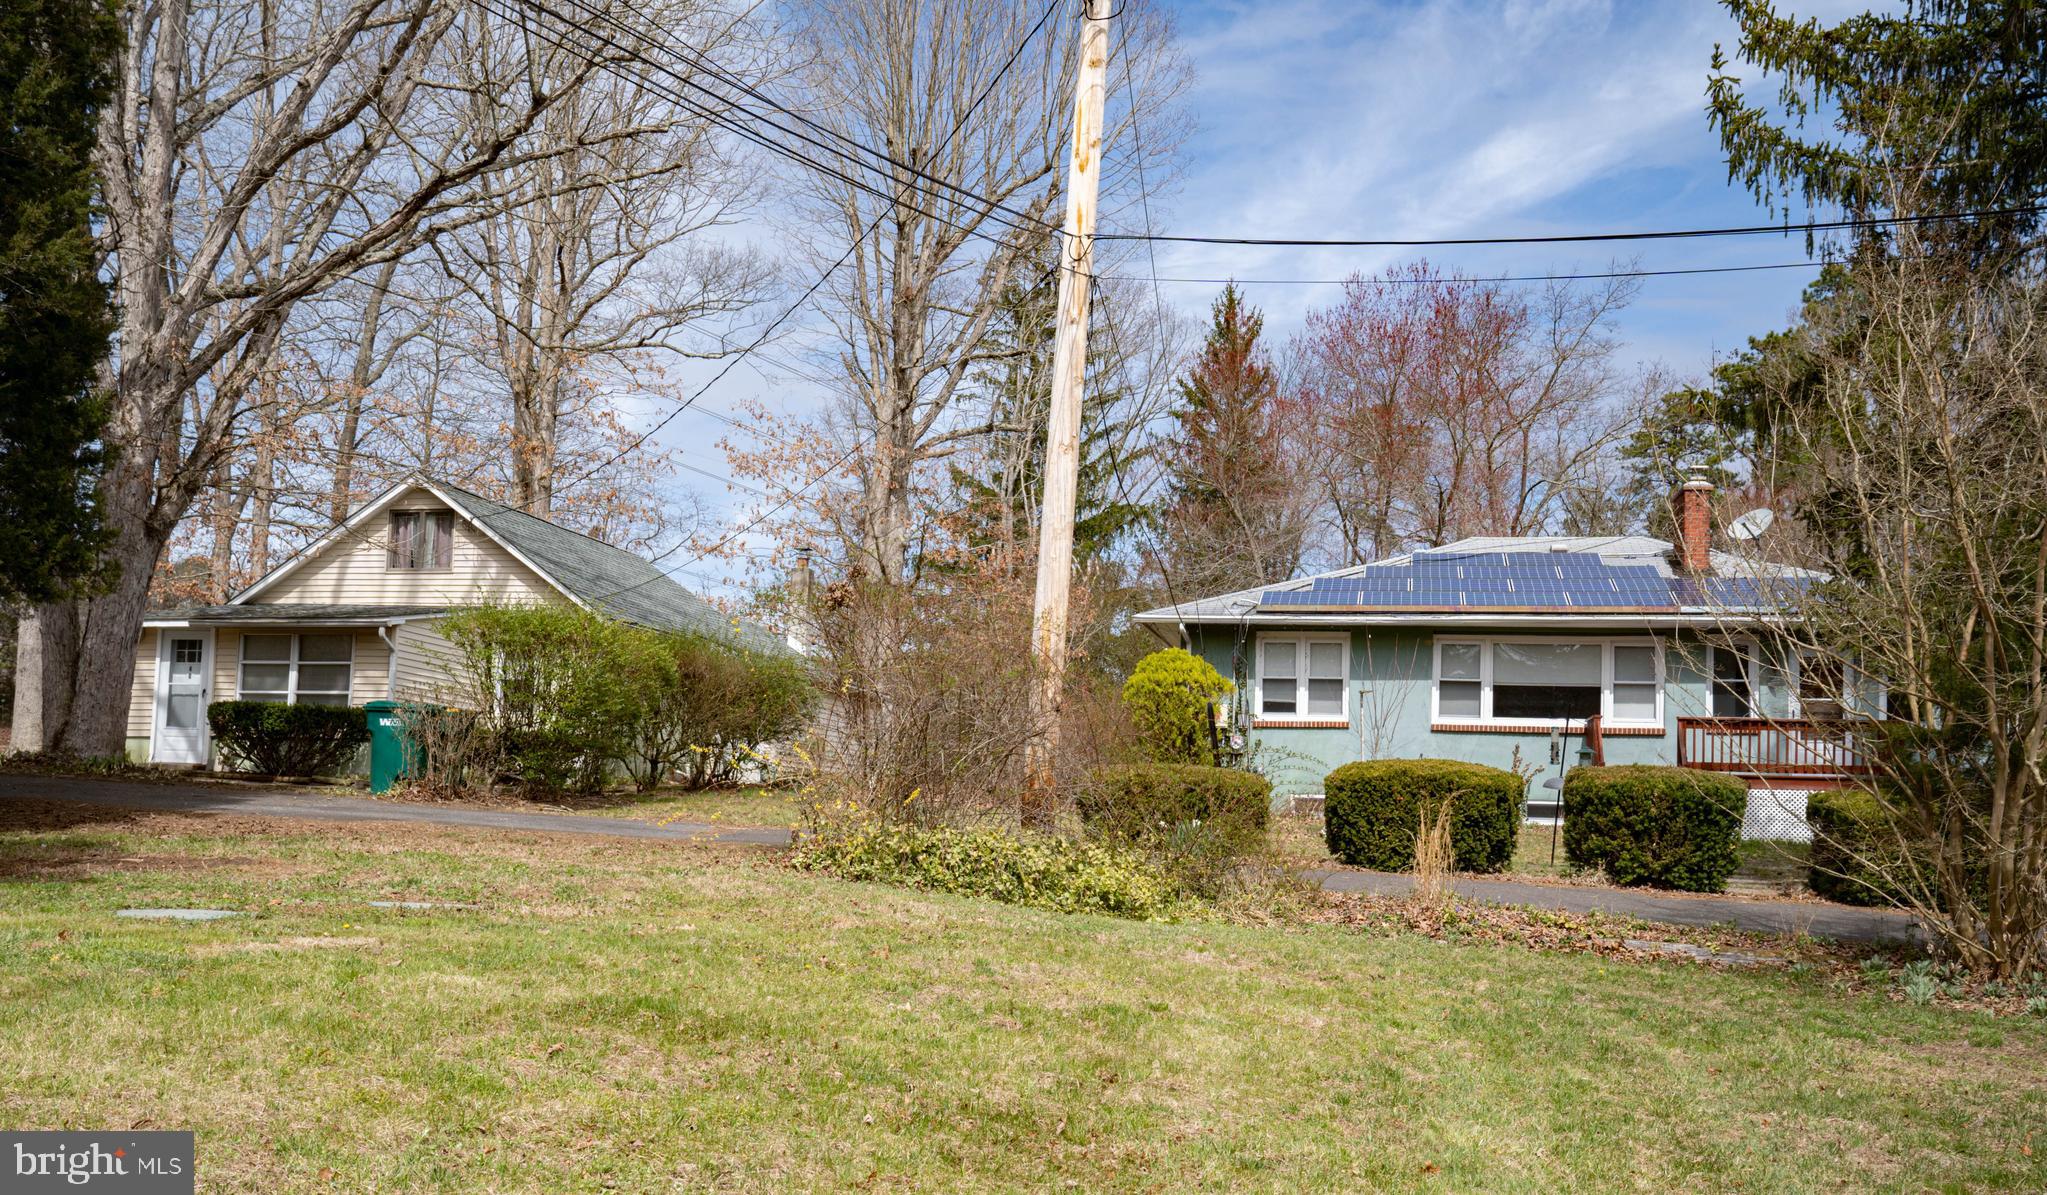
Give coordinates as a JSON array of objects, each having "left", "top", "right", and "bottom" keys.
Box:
[{"left": 1675, "top": 717, "right": 1874, "bottom": 784}]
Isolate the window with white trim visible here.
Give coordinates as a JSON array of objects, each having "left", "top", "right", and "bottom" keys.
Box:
[
  {"left": 1708, "top": 642, "right": 1756, "bottom": 717},
  {"left": 1256, "top": 634, "right": 1348, "bottom": 720},
  {"left": 1432, "top": 637, "right": 1663, "bottom": 727},
  {"left": 239, "top": 633, "right": 355, "bottom": 706}
]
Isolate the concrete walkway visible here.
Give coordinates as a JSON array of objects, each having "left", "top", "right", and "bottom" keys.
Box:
[{"left": 1, "top": 773, "right": 1921, "bottom": 944}]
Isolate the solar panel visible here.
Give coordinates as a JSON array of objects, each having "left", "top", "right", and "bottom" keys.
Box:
[{"left": 1256, "top": 550, "right": 1750, "bottom": 612}]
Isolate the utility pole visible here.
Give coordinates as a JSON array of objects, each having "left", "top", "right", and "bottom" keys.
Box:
[{"left": 1024, "top": 0, "right": 1112, "bottom": 816}]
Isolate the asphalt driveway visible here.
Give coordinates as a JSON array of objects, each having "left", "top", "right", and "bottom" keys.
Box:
[{"left": 0, "top": 772, "right": 1921, "bottom": 944}]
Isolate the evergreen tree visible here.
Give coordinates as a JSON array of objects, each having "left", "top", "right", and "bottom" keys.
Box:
[
  {"left": 1160, "top": 284, "right": 1304, "bottom": 594},
  {"left": 0, "top": 0, "right": 118, "bottom": 602},
  {"left": 1710, "top": 1, "right": 2047, "bottom": 256},
  {"left": 951, "top": 249, "right": 1148, "bottom": 572}
]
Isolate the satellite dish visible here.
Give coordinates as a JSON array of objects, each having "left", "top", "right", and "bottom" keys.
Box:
[{"left": 1728, "top": 507, "right": 1776, "bottom": 542}]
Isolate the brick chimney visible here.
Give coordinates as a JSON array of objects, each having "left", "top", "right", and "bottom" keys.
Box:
[
  {"left": 785, "top": 546, "right": 816, "bottom": 652},
  {"left": 1674, "top": 473, "right": 1714, "bottom": 573},
  {"left": 791, "top": 546, "right": 814, "bottom": 607}
]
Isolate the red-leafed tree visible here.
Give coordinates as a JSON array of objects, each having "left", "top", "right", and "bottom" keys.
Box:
[
  {"left": 1159, "top": 284, "right": 1310, "bottom": 594},
  {"left": 1291, "top": 264, "right": 1638, "bottom": 562}
]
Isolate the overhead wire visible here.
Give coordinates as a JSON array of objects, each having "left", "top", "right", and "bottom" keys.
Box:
[
  {"left": 1088, "top": 257, "right": 1862, "bottom": 287},
  {"left": 567, "top": 0, "right": 1071, "bottom": 605},
  {"left": 1093, "top": 205, "right": 2047, "bottom": 248},
  {"left": 539, "top": 0, "right": 1062, "bottom": 238}
]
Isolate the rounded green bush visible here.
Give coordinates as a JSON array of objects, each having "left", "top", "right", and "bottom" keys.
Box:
[
  {"left": 1322, "top": 759, "right": 1523, "bottom": 873},
  {"left": 1805, "top": 787, "right": 1977, "bottom": 908},
  {"left": 1562, "top": 765, "right": 1745, "bottom": 892},
  {"left": 1121, "top": 648, "right": 1232, "bottom": 765}
]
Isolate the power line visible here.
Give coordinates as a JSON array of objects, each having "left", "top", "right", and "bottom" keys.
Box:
[
  {"left": 468, "top": 0, "right": 1066, "bottom": 496},
  {"left": 497, "top": 0, "right": 1053, "bottom": 246},
  {"left": 570, "top": 0, "right": 1070, "bottom": 605},
  {"left": 539, "top": 0, "right": 1061, "bottom": 239},
  {"left": 1093, "top": 205, "right": 2046, "bottom": 249},
  {"left": 1088, "top": 257, "right": 1855, "bottom": 287}
]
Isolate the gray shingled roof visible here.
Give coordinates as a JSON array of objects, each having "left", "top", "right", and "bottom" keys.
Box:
[
  {"left": 435, "top": 481, "right": 787, "bottom": 654},
  {"left": 145, "top": 604, "right": 452, "bottom": 624}
]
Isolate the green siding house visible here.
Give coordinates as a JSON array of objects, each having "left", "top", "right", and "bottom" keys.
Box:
[{"left": 1133, "top": 486, "right": 1876, "bottom": 841}]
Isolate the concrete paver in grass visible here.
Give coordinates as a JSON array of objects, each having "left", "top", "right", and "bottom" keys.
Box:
[{"left": 115, "top": 908, "right": 241, "bottom": 921}]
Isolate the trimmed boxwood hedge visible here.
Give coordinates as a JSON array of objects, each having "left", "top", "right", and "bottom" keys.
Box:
[
  {"left": 207, "top": 700, "right": 369, "bottom": 778},
  {"left": 1803, "top": 787, "right": 1983, "bottom": 909},
  {"left": 1079, "top": 763, "right": 1273, "bottom": 855},
  {"left": 1321, "top": 759, "right": 1522, "bottom": 873},
  {"left": 1562, "top": 765, "right": 1745, "bottom": 892}
]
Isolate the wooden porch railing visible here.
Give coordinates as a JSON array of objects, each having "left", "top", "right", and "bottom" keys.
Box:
[{"left": 1676, "top": 717, "right": 1874, "bottom": 778}]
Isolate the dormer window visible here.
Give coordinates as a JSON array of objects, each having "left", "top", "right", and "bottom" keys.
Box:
[{"left": 387, "top": 510, "right": 453, "bottom": 570}]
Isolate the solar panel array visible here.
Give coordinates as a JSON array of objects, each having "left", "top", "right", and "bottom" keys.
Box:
[{"left": 1257, "top": 551, "right": 1777, "bottom": 612}]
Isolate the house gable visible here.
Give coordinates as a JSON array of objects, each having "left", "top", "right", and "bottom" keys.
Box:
[{"left": 237, "top": 484, "right": 565, "bottom": 609}]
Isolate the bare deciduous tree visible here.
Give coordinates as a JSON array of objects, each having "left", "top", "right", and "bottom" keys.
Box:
[
  {"left": 10, "top": 0, "right": 672, "bottom": 755},
  {"left": 1290, "top": 264, "right": 1639, "bottom": 562},
  {"left": 781, "top": 0, "right": 1186, "bottom": 584},
  {"left": 1762, "top": 229, "right": 2047, "bottom": 979}
]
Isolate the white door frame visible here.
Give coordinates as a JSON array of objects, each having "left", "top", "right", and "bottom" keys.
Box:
[{"left": 151, "top": 628, "right": 215, "bottom": 764}]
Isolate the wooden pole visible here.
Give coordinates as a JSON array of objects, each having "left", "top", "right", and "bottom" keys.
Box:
[{"left": 1024, "top": 0, "right": 1111, "bottom": 817}]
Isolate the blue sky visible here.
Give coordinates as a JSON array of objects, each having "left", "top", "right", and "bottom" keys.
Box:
[
  {"left": 1144, "top": 0, "right": 1862, "bottom": 368},
  {"left": 667, "top": 0, "right": 1870, "bottom": 575}
]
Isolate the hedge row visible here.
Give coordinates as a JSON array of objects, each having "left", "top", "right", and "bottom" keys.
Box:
[{"left": 207, "top": 700, "right": 368, "bottom": 778}]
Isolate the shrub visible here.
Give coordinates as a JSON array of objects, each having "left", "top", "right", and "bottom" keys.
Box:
[
  {"left": 791, "top": 819, "right": 1179, "bottom": 919},
  {"left": 439, "top": 604, "right": 814, "bottom": 795},
  {"left": 440, "top": 604, "right": 642, "bottom": 792},
  {"left": 1322, "top": 759, "right": 1522, "bottom": 873},
  {"left": 1121, "top": 648, "right": 1232, "bottom": 766},
  {"left": 1562, "top": 765, "right": 1745, "bottom": 892},
  {"left": 617, "top": 631, "right": 816, "bottom": 791},
  {"left": 1804, "top": 787, "right": 1971, "bottom": 908},
  {"left": 207, "top": 700, "right": 369, "bottom": 777},
  {"left": 1079, "top": 763, "right": 1274, "bottom": 897},
  {"left": 1078, "top": 763, "right": 1272, "bottom": 854}
]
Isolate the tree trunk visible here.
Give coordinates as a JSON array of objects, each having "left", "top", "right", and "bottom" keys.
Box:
[
  {"left": 53, "top": 456, "right": 171, "bottom": 757},
  {"left": 9, "top": 603, "right": 79, "bottom": 753}
]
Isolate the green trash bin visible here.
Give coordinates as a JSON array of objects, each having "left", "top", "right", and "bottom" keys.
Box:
[{"left": 365, "top": 700, "right": 416, "bottom": 794}]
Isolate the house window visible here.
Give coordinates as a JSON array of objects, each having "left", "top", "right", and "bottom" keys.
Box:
[
  {"left": 1433, "top": 637, "right": 1662, "bottom": 727},
  {"left": 387, "top": 510, "right": 453, "bottom": 570},
  {"left": 1709, "top": 643, "right": 1755, "bottom": 717},
  {"left": 1257, "top": 634, "right": 1348, "bottom": 720},
  {"left": 1492, "top": 642, "right": 1603, "bottom": 720},
  {"left": 1796, "top": 649, "right": 1848, "bottom": 718},
  {"left": 1437, "top": 642, "right": 1482, "bottom": 718},
  {"left": 240, "top": 633, "right": 355, "bottom": 706},
  {"left": 1612, "top": 645, "right": 1659, "bottom": 722}
]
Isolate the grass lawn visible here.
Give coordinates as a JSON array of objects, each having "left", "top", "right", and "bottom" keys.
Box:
[
  {"left": 576, "top": 785, "right": 806, "bottom": 829},
  {"left": 3, "top": 803, "right": 2043, "bottom": 1192}
]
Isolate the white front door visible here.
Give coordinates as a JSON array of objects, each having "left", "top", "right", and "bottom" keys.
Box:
[{"left": 152, "top": 630, "right": 214, "bottom": 764}]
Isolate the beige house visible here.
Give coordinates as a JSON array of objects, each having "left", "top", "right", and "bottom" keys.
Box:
[{"left": 129, "top": 477, "right": 783, "bottom": 765}]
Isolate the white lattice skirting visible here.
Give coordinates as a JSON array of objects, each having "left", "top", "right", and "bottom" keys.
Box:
[{"left": 1742, "top": 788, "right": 1814, "bottom": 842}]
